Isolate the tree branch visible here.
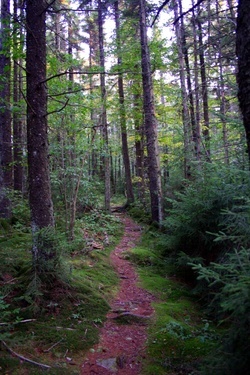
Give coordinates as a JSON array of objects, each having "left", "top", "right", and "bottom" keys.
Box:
[
  {"left": 151, "top": 0, "right": 171, "bottom": 27},
  {"left": 40, "top": 69, "right": 133, "bottom": 84},
  {"left": 46, "top": 98, "right": 69, "bottom": 116},
  {"left": 1, "top": 340, "right": 51, "bottom": 369},
  {"left": 174, "top": 0, "right": 205, "bottom": 24},
  {"left": 151, "top": 0, "right": 206, "bottom": 27}
]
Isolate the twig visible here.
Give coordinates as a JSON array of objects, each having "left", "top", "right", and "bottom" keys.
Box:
[
  {"left": 0, "top": 319, "right": 36, "bottom": 326},
  {"left": 44, "top": 338, "right": 63, "bottom": 353},
  {"left": 46, "top": 98, "right": 69, "bottom": 116},
  {"left": 56, "top": 326, "right": 76, "bottom": 331},
  {"left": 1, "top": 340, "right": 51, "bottom": 369}
]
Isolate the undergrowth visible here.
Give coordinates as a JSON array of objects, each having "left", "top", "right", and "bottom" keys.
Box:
[
  {"left": 0, "top": 207, "right": 123, "bottom": 374},
  {"left": 126, "top": 229, "right": 222, "bottom": 375}
]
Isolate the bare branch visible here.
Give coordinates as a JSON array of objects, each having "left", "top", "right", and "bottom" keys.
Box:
[
  {"left": 44, "top": 338, "right": 64, "bottom": 353},
  {"left": 174, "top": 0, "right": 205, "bottom": 24},
  {"left": 48, "top": 88, "right": 86, "bottom": 97},
  {"left": 151, "top": 0, "right": 206, "bottom": 27},
  {"left": 1, "top": 341, "right": 51, "bottom": 369},
  {"left": 42, "top": 69, "right": 138, "bottom": 84},
  {"left": 46, "top": 98, "right": 70, "bottom": 116},
  {"left": 151, "top": 0, "right": 170, "bottom": 27}
]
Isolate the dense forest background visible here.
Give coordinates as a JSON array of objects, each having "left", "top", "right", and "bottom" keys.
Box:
[{"left": 1, "top": 0, "right": 250, "bottom": 374}]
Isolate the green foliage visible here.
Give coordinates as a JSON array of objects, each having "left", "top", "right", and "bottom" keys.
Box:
[
  {"left": 128, "top": 202, "right": 151, "bottom": 224},
  {"left": 128, "top": 232, "right": 219, "bottom": 375},
  {"left": 162, "top": 165, "right": 250, "bottom": 265},
  {"left": 0, "top": 296, "right": 20, "bottom": 341},
  {"left": 191, "top": 248, "right": 250, "bottom": 374},
  {"left": 0, "top": 205, "right": 122, "bottom": 373}
]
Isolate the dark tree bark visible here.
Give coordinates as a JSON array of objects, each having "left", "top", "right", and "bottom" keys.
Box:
[
  {"left": 13, "top": 0, "right": 24, "bottom": 192},
  {"left": 179, "top": 0, "right": 196, "bottom": 161},
  {"left": 139, "top": 0, "right": 162, "bottom": 223},
  {"left": 26, "top": 0, "right": 55, "bottom": 265},
  {"left": 86, "top": 10, "right": 99, "bottom": 177},
  {"left": 98, "top": 0, "right": 111, "bottom": 212},
  {"left": 196, "top": 8, "right": 211, "bottom": 161},
  {"left": 173, "top": 0, "right": 192, "bottom": 179},
  {"left": 192, "top": 5, "right": 201, "bottom": 163},
  {"left": 114, "top": 0, "right": 134, "bottom": 206},
  {"left": 0, "top": 0, "right": 12, "bottom": 217},
  {"left": 216, "top": 1, "right": 229, "bottom": 165},
  {"left": 236, "top": 0, "right": 250, "bottom": 165},
  {"left": 134, "top": 91, "right": 145, "bottom": 202}
]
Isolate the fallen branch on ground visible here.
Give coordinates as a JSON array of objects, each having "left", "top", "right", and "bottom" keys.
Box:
[{"left": 1, "top": 340, "right": 51, "bottom": 369}]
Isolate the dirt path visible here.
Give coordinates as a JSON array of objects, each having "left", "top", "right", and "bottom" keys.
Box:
[{"left": 80, "top": 214, "right": 155, "bottom": 375}]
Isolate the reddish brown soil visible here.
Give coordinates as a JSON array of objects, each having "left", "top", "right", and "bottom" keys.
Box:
[{"left": 80, "top": 214, "right": 155, "bottom": 375}]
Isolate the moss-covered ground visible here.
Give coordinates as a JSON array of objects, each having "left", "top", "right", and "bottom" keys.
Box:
[
  {"left": 0, "top": 208, "right": 223, "bottom": 375},
  {"left": 0, "top": 211, "right": 122, "bottom": 374},
  {"left": 126, "top": 230, "right": 223, "bottom": 375}
]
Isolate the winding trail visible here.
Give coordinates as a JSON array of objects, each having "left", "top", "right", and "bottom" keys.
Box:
[{"left": 80, "top": 214, "right": 155, "bottom": 375}]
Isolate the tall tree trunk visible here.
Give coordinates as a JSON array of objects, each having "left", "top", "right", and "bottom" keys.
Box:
[
  {"left": 87, "top": 11, "right": 98, "bottom": 177},
  {"left": 26, "top": 0, "right": 55, "bottom": 269},
  {"left": 139, "top": 0, "right": 162, "bottom": 223},
  {"left": 179, "top": 0, "right": 197, "bottom": 163},
  {"left": 236, "top": 0, "right": 250, "bottom": 165},
  {"left": 173, "top": 0, "right": 192, "bottom": 179},
  {"left": 0, "top": 0, "right": 12, "bottom": 217},
  {"left": 114, "top": 0, "right": 134, "bottom": 206},
  {"left": 134, "top": 91, "right": 145, "bottom": 202},
  {"left": 98, "top": 0, "right": 111, "bottom": 212},
  {"left": 13, "top": 0, "right": 24, "bottom": 192},
  {"left": 196, "top": 7, "right": 211, "bottom": 161},
  {"left": 216, "top": 2, "right": 229, "bottom": 165},
  {"left": 192, "top": 6, "right": 201, "bottom": 163}
]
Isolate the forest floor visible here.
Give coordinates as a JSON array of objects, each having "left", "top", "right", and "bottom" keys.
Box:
[{"left": 80, "top": 213, "right": 155, "bottom": 375}]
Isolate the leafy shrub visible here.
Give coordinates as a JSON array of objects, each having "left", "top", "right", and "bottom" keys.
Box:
[
  {"left": 162, "top": 165, "right": 250, "bottom": 264},
  {"left": 192, "top": 248, "right": 250, "bottom": 375},
  {"left": 0, "top": 295, "right": 20, "bottom": 341}
]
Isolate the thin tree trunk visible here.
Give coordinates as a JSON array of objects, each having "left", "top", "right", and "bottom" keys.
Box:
[
  {"left": 0, "top": 0, "right": 12, "bottom": 217},
  {"left": 13, "top": 0, "right": 24, "bottom": 192},
  {"left": 98, "top": 0, "right": 110, "bottom": 212},
  {"left": 196, "top": 7, "right": 211, "bottom": 161},
  {"left": 216, "top": 2, "right": 229, "bottom": 165},
  {"left": 134, "top": 92, "right": 145, "bottom": 202},
  {"left": 114, "top": 0, "right": 134, "bottom": 206},
  {"left": 173, "top": 0, "right": 191, "bottom": 179},
  {"left": 179, "top": 0, "right": 197, "bottom": 162},
  {"left": 192, "top": 6, "right": 201, "bottom": 163},
  {"left": 139, "top": 0, "right": 162, "bottom": 223}
]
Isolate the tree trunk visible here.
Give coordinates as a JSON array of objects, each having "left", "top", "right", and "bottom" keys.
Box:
[
  {"left": 26, "top": 0, "right": 55, "bottom": 268},
  {"left": 236, "top": 0, "right": 250, "bottom": 165},
  {"left": 13, "top": 0, "right": 24, "bottom": 192},
  {"left": 173, "top": 0, "right": 192, "bottom": 179},
  {"left": 196, "top": 8, "right": 211, "bottom": 161},
  {"left": 98, "top": 0, "right": 111, "bottom": 212},
  {"left": 139, "top": 0, "right": 162, "bottom": 223},
  {"left": 179, "top": 0, "right": 197, "bottom": 164},
  {"left": 114, "top": 0, "right": 134, "bottom": 206},
  {"left": 192, "top": 5, "right": 201, "bottom": 163},
  {"left": 216, "top": 1, "right": 229, "bottom": 165},
  {"left": 0, "top": 0, "right": 12, "bottom": 217},
  {"left": 134, "top": 92, "right": 145, "bottom": 202}
]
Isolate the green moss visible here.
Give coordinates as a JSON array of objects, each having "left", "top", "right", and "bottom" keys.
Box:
[
  {"left": 0, "top": 210, "right": 123, "bottom": 374},
  {"left": 128, "top": 243, "right": 221, "bottom": 375}
]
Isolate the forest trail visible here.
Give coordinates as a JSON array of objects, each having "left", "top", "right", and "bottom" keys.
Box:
[{"left": 80, "top": 213, "right": 155, "bottom": 375}]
